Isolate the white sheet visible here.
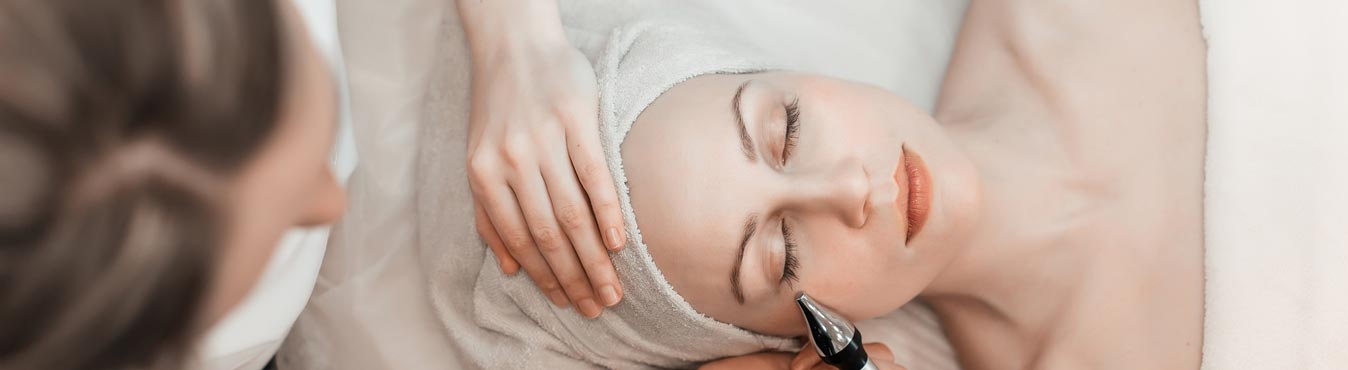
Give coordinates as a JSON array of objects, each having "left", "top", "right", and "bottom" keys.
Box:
[{"left": 1199, "top": 0, "right": 1348, "bottom": 368}]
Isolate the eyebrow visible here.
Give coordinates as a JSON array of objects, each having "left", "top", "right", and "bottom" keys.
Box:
[
  {"left": 732, "top": 81, "right": 756, "bottom": 162},
  {"left": 729, "top": 214, "right": 758, "bottom": 305}
]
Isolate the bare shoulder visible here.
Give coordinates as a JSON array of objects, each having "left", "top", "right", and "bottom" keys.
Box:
[
  {"left": 940, "top": 0, "right": 1206, "bottom": 168},
  {"left": 938, "top": 0, "right": 1208, "bottom": 194},
  {"left": 997, "top": 0, "right": 1206, "bottom": 82},
  {"left": 939, "top": 0, "right": 1206, "bottom": 121},
  {"left": 982, "top": 0, "right": 1204, "bottom": 50}
]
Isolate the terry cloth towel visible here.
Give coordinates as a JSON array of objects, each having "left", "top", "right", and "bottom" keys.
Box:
[
  {"left": 470, "top": 21, "right": 798, "bottom": 369},
  {"left": 1199, "top": 0, "right": 1348, "bottom": 368}
]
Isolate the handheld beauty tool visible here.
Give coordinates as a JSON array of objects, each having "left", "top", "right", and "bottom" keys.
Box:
[{"left": 796, "top": 293, "right": 878, "bottom": 370}]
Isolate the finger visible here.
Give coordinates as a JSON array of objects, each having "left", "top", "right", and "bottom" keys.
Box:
[
  {"left": 794, "top": 344, "right": 892, "bottom": 370},
  {"left": 880, "top": 359, "right": 909, "bottom": 370},
  {"left": 810, "top": 364, "right": 835, "bottom": 370},
  {"left": 791, "top": 348, "right": 822, "bottom": 370},
  {"left": 475, "top": 202, "right": 519, "bottom": 275},
  {"left": 477, "top": 183, "right": 569, "bottom": 308},
  {"left": 512, "top": 172, "right": 604, "bottom": 318},
  {"left": 541, "top": 156, "right": 623, "bottom": 307},
  {"left": 809, "top": 362, "right": 905, "bottom": 370},
  {"left": 864, "top": 343, "right": 895, "bottom": 363},
  {"left": 563, "top": 110, "right": 627, "bottom": 251}
]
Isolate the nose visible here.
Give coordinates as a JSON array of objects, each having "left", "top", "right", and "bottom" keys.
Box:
[
  {"left": 785, "top": 158, "right": 871, "bottom": 228},
  {"left": 298, "top": 166, "right": 347, "bottom": 227}
]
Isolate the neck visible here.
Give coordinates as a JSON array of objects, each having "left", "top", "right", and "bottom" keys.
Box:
[{"left": 917, "top": 112, "right": 1103, "bottom": 342}]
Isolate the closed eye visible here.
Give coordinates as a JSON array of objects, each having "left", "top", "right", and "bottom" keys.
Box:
[
  {"left": 780, "top": 97, "right": 801, "bottom": 164},
  {"left": 778, "top": 97, "right": 802, "bottom": 287},
  {"left": 780, "top": 219, "right": 800, "bottom": 286}
]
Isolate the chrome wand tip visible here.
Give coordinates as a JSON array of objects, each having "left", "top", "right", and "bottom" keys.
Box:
[{"left": 796, "top": 293, "right": 872, "bottom": 370}]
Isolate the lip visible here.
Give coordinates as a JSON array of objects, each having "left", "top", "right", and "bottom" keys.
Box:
[{"left": 894, "top": 145, "right": 933, "bottom": 243}]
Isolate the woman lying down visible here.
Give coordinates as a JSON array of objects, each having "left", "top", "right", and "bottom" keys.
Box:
[{"left": 285, "top": 0, "right": 1206, "bottom": 369}]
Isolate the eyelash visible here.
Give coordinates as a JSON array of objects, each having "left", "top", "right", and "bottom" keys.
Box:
[
  {"left": 781, "top": 97, "right": 801, "bottom": 164},
  {"left": 780, "top": 220, "right": 800, "bottom": 286},
  {"left": 779, "top": 97, "right": 802, "bottom": 287}
]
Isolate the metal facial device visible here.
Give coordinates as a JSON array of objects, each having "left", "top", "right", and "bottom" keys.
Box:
[{"left": 796, "top": 293, "right": 877, "bottom": 370}]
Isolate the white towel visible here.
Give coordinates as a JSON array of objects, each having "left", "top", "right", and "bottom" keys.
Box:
[{"left": 468, "top": 20, "right": 797, "bottom": 369}]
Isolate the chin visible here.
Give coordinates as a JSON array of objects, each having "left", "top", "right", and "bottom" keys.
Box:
[{"left": 928, "top": 148, "right": 983, "bottom": 247}]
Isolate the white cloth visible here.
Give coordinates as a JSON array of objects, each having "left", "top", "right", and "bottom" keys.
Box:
[
  {"left": 465, "top": 19, "right": 795, "bottom": 370},
  {"left": 1199, "top": 0, "right": 1348, "bottom": 368},
  {"left": 278, "top": 0, "right": 465, "bottom": 367},
  {"left": 196, "top": 0, "right": 357, "bottom": 369},
  {"left": 279, "top": 1, "right": 969, "bottom": 369}
]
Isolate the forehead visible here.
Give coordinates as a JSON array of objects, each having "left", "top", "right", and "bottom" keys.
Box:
[{"left": 620, "top": 73, "right": 763, "bottom": 306}]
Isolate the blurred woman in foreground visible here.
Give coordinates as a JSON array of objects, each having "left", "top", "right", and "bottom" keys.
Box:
[{"left": 0, "top": 0, "right": 345, "bottom": 368}]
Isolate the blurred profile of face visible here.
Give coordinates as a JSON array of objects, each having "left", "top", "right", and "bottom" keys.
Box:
[
  {"left": 200, "top": 1, "right": 346, "bottom": 324},
  {"left": 622, "top": 72, "right": 981, "bottom": 337}
]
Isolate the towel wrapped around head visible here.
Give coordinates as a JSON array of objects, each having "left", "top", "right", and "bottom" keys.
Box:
[{"left": 471, "top": 21, "right": 799, "bottom": 368}]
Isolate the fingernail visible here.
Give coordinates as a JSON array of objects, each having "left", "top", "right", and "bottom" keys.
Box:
[
  {"left": 605, "top": 227, "right": 624, "bottom": 251},
  {"left": 577, "top": 298, "right": 602, "bottom": 319},
  {"left": 546, "top": 290, "right": 570, "bottom": 308},
  {"left": 599, "top": 285, "right": 622, "bottom": 307}
]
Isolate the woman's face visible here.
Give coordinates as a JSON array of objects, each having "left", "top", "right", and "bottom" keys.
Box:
[
  {"left": 622, "top": 72, "right": 980, "bottom": 336},
  {"left": 201, "top": 2, "right": 346, "bottom": 324}
]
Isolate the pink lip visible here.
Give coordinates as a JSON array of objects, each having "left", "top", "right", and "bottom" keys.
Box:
[{"left": 894, "top": 145, "right": 932, "bottom": 243}]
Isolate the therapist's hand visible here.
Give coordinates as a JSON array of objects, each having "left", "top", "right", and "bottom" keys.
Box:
[
  {"left": 458, "top": 0, "right": 625, "bottom": 319},
  {"left": 697, "top": 343, "right": 904, "bottom": 370},
  {"left": 788, "top": 343, "right": 904, "bottom": 370}
]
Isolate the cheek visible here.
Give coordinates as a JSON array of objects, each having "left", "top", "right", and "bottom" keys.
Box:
[
  {"left": 203, "top": 158, "right": 324, "bottom": 323},
  {"left": 809, "top": 84, "right": 902, "bottom": 142},
  {"left": 801, "top": 225, "right": 917, "bottom": 321},
  {"left": 203, "top": 212, "right": 289, "bottom": 324},
  {"left": 817, "top": 114, "right": 896, "bottom": 153}
]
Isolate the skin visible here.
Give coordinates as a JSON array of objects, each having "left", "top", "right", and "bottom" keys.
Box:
[
  {"left": 460, "top": 0, "right": 628, "bottom": 318},
  {"left": 622, "top": 0, "right": 1207, "bottom": 369},
  {"left": 623, "top": 73, "right": 982, "bottom": 337},
  {"left": 199, "top": 1, "right": 346, "bottom": 325}
]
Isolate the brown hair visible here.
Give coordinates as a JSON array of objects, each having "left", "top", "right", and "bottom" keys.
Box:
[{"left": 0, "top": 0, "right": 287, "bottom": 369}]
